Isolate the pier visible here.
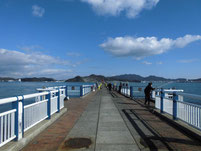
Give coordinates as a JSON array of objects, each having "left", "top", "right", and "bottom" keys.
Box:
[{"left": 1, "top": 84, "right": 201, "bottom": 150}]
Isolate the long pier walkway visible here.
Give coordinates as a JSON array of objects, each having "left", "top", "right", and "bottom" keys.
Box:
[{"left": 22, "top": 86, "right": 201, "bottom": 151}]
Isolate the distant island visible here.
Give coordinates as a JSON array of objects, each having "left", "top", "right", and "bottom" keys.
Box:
[
  {"left": 1, "top": 74, "right": 201, "bottom": 83},
  {"left": 65, "top": 74, "right": 201, "bottom": 83},
  {"left": 0, "top": 77, "right": 56, "bottom": 82}
]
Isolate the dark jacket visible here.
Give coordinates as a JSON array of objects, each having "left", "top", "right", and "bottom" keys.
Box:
[{"left": 144, "top": 84, "right": 154, "bottom": 96}]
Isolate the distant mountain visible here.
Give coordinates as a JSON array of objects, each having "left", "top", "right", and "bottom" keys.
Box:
[
  {"left": 191, "top": 78, "right": 201, "bottom": 82},
  {"left": 66, "top": 74, "right": 106, "bottom": 82},
  {"left": 109, "top": 74, "right": 170, "bottom": 82},
  {"left": 0, "top": 77, "right": 16, "bottom": 81},
  {"left": 21, "top": 77, "right": 55, "bottom": 82},
  {"left": 66, "top": 76, "right": 85, "bottom": 82},
  {"left": 65, "top": 74, "right": 172, "bottom": 82},
  {"left": 109, "top": 74, "right": 143, "bottom": 82},
  {"left": 144, "top": 75, "right": 170, "bottom": 81}
]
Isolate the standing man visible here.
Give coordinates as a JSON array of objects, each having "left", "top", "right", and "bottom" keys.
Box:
[
  {"left": 118, "top": 82, "right": 122, "bottom": 93},
  {"left": 108, "top": 83, "right": 112, "bottom": 91},
  {"left": 144, "top": 82, "right": 155, "bottom": 105}
]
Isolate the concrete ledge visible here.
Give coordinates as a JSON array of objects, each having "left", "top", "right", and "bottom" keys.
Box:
[
  {"left": 1, "top": 108, "right": 67, "bottom": 151},
  {"left": 152, "top": 108, "right": 201, "bottom": 142}
]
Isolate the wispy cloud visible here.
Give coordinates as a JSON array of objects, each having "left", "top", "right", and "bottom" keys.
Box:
[
  {"left": 81, "top": 0, "right": 159, "bottom": 18},
  {"left": 100, "top": 35, "right": 201, "bottom": 59},
  {"left": 178, "top": 59, "right": 198, "bottom": 63},
  {"left": 18, "top": 45, "right": 43, "bottom": 52},
  {"left": 142, "top": 61, "right": 152, "bottom": 65},
  {"left": 32, "top": 5, "right": 45, "bottom": 17},
  {"left": 66, "top": 52, "right": 81, "bottom": 57},
  {"left": 156, "top": 61, "right": 163, "bottom": 65},
  {"left": 0, "top": 49, "right": 73, "bottom": 79}
]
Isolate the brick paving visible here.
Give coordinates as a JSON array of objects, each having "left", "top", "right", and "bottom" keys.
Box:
[
  {"left": 113, "top": 91, "right": 201, "bottom": 151},
  {"left": 21, "top": 91, "right": 98, "bottom": 151}
]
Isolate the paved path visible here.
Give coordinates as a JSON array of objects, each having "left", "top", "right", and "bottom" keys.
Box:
[
  {"left": 22, "top": 91, "right": 98, "bottom": 151},
  {"left": 112, "top": 91, "right": 201, "bottom": 151},
  {"left": 22, "top": 86, "right": 201, "bottom": 151},
  {"left": 57, "top": 87, "right": 139, "bottom": 151}
]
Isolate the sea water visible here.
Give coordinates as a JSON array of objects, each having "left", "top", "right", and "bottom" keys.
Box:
[
  {"left": 0, "top": 82, "right": 93, "bottom": 113},
  {"left": 0, "top": 81, "right": 201, "bottom": 112}
]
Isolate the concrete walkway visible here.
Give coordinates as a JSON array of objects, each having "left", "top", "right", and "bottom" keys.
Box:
[
  {"left": 21, "top": 86, "right": 201, "bottom": 151},
  {"left": 22, "top": 90, "right": 98, "bottom": 151},
  {"left": 57, "top": 87, "right": 139, "bottom": 151},
  {"left": 112, "top": 91, "right": 201, "bottom": 151}
]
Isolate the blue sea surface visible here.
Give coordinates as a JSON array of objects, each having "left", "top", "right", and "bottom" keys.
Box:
[
  {"left": 0, "top": 82, "right": 93, "bottom": 113},
  {"left": 113, "top": 81, "right": 201, "bottom": 105},
  {"left": 0, "top": 81, "right": 201, "bottom": 112}
]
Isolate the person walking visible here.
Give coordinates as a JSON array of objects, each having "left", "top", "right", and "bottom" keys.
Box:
[
  {"left": 144, "top": 82, "right": 155, "bottom": 105},
  {"left": 118, "top": 82, "right": 122, "bottom": 93},
  {"left": 108, "top": 83, "right": 112, "bottom": 91}
]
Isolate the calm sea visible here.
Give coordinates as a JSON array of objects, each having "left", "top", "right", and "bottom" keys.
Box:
[
  {"left": 0, "top": 82, "right": 92, "bottom": 112},
  {"left": 0, "top": 81, "right": 201, "bottom": 112}
]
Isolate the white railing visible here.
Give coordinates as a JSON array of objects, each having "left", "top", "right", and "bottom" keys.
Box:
[
  {"left": 0, "top": 109, "right": 16, "bottom": 147},
  {"left": 0, "top": 89, "right": 65, "bottom": 147},
  {"left": 60, "top": 89, "right": 65, "bottom": 109},
  {"left": 0, "top": 83, "right": 95, "bottom": 148},
  {"left": 24, "top": 100, "right": 48, "bottom": 131},
  {"left": 82, "top": 85, "right": 92, "bottom": 96},
  {"left": 154, "top": 90, "right": 201, "bottom": 130},
  {"left": 121, "top": 87, "right": 130, "bottom": 97}
]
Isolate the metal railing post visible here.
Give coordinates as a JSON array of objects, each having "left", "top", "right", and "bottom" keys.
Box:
[
  {"left": 12, "top": 97, "right": 19, "bottom": 140},
  {"left": 130, "top": 86, "right": 133, "bottom": 98},
  {"left": 173, "top": 92, "right": 178, "bottom": 120},
  {"left": 160, "top": 89, "right": 164, "bottom": 113},
  {"left": 57, "top": 89, "right": 60, "bottom": 113},
  {"left": 65, "top": 85, "right": 68, "bottom": 98},
  {"left": 21, "top": 96, "right": 24, "bottom": 138},
  {"left": 47, "top": 91, "right": 51, "bottom": 119},
  {"left": 12, "top": 96, "right": 23, "bottom": 140},
  {"left": 80, "top": 85, "right": 83, "bottom": 97}
]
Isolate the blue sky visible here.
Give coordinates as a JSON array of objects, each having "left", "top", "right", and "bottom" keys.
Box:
[{"left": 0, "top": 0, "right": 201, "bottom": 80}]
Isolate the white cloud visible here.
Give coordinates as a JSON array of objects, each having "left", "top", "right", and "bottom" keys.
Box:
[
  {"left": 0, "top": 49, "right": 73, "bottom": 79},
  {"left": 19, "top": 45, "right": 42, "bottom": 52},
  {"left": 81, "top": 0, "right": 159, "bottom": 18},
  {"left": 100, "top": 35, "right": 201, "bottom": 59},
  {"left": 66, "top": 52, "right": 81, "bottom": 57},
  {"left": 142, "top": 61, "right": 152, "bottom": 65},
  {"left": 32, "top": 5, "right": 45, "bottom": 17},
  {"left": 156, "top": 61, "right": 163, "bottom": 65},
  {"left": 178, "top": 59, "right": 198, "bottom": 63}
]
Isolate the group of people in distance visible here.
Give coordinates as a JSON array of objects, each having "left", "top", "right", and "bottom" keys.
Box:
[{"left": 107, "top": 82, "right": 155, "bottom": 106}]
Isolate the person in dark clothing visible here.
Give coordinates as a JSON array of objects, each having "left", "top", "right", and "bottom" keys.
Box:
[
  {"left": 144, "top": 82, "right": 155, "bottom": 105},
  {"left": 108, "top": 83, "right": 112, "bottom": 91},
  {"left": 118, "top": 82, "right": 122, "bottom": 93}
]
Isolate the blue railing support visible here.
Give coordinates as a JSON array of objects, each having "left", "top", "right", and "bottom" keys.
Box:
[
  {"left": 65, "top": 85, "right": 68, "bottom": 98},
  {"left": 21, "top": 96, "right": 25, "bottom": 137},
  {"left": 173, "top": 92, "right": 178, "bottom": 120},
  {"left": 57, "top": 89, "right": 60, "bottom": 113},
  {"left": 160, "top": 90, "right": 164, "bottom": 113},
  {"left": 130, "top": 86, "right": 133, "bottom": 98},
  {"left": 12, "top": 97, "right": 19, "bottom": 140},
  {"left": 80, "top": 86, "right": 83, "bottom": 97},
  {"left": 47, "top": 92, "right": 51, "bottom": 119}
]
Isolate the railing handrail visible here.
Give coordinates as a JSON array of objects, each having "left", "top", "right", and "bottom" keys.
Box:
[
  {"left": 0, "top": 109, "right": 16, "bottom": 117},
  {"left": 154, "top": 89, "right": 184, "bottom": 93},
  {"left": 0, "top": 92, "right": 49, "bottom": 105},
  {"left": 0, "top": 97, "right": 18, "bottom": 105},
  {"left": 177, "top": 92, "right": 201, "bottom": 101},
  {"left": 24, "top": 99, "right": 48, "bottom": 109}
]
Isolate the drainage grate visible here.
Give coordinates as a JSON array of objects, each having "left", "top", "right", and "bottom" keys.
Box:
[{"left": 63, "top": 138, "right": 92, "bottom": 149}]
